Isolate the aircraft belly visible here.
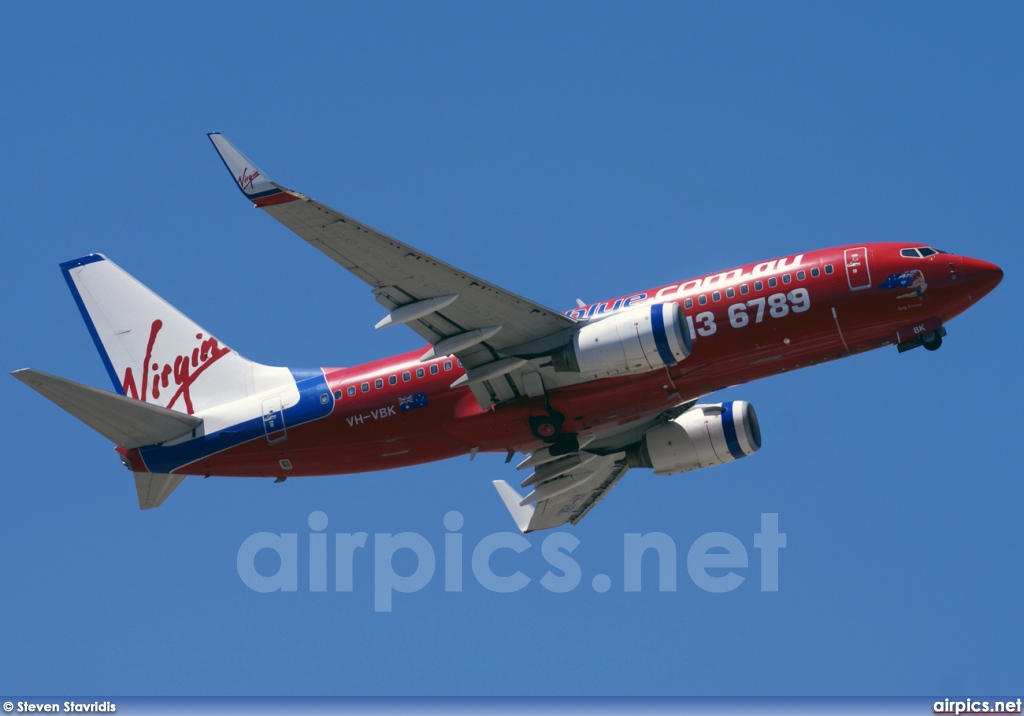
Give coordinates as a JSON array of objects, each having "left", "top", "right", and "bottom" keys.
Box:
[{"left": 177, "top": 408, "right": 473, "bottom": 477}]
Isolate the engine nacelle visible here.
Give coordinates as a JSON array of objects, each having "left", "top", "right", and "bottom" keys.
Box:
[
  {"left": 551, "top": 302, "right": 691, "bottom": 377},
  {"left": 627, "top": 401, "right": 761, "bottom": 475}
]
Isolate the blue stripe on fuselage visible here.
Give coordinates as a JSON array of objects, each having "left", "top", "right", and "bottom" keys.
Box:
[{"left": 138, "top": 368, "right": 333, "bottom": 474}]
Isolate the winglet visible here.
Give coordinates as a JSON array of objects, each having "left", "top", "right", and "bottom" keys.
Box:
[
  {"left": 492, "top": 480, "right": 535, "bottom": 533},
  {"left": 207, "top": 133, "right": 297, "bottom": 206}
]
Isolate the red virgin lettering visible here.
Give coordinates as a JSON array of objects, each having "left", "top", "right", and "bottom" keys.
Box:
[
  {"left": 237, "top": 166, "right": 260, "bottom": 191},
  {"left": 121, "top": 320, "right": 229, "bottom": 414}
]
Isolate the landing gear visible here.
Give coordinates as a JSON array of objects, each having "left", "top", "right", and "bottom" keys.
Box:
[
  {"left": 529, "top": 411, "right": 564, "bottom": 442},
  {"left": 528, "top": 409, "right": 579, "bottom": 454},
  {"left": 896, "top": 326, "right": 947, "bottom": 353},
  {"left": 524, "top": 374, "right": 577, "bottom": 451},
  {"left": 921, "top": 330, "right": 943, "bottom": 351},
  {"left": 548, "top": 432, "right": 581, "bottom": 456}
]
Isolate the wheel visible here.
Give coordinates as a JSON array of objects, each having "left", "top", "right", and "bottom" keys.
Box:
[
  {"left": 922, "top": 330, "right": 942, "bottom": 351},
  {"left": 529, "top": 412, "right": 565, "bottom": 442}
]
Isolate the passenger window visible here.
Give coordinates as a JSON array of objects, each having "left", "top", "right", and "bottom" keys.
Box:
[
  {"left": 768, "top": 277, "right": 777, "bottom": 288},
  {"left": 444, "top": 361, "right": 452, "bottom": 371},
  {"left": 726, "top": 288, "right": 735, "bottom": 299},
  {"left": 698, "top": 295, "right": 707, "bottom": 305},
  {"left": 754, "top": 280, "right": 763, "bottom": 291},
  {"left": 712, "top": 291, "right": 721, "bottom": 302},
  {"left": 416, "top": 368, "right": 425, "bottom": 378},
  {"left": 811, "top": 267, "right": 820, "bottom": 278},
  {"left": 740, "top": 284, "right": 749, "bottom": 295},
  {"left": 333, "top": 390, "right": 342, "bottom": 400},
  {"left": 374, "top": 378, "right": 383, "bottom": 389},
  {"left": 430, "top": 364, "right": 439, "bottom": 375},
  {"left": 348, "top": 386, "right": 356, "bottom": 397},
  {"left": 684, "top": 298, "right": 693, "bottom": 309},
  {"left": 388, "top": 375, "right": 397, "bottom": 386},
  {"left": 783, "top": 274, "right": 791, "bottom": 284},
  {"left": 361, "top": 382, "right": 369, "bottom": 393},
  {"left": 825, "top": 264, "right": 834, "bottom": 274},
  {"left": 402, "top": 371, "right": 411, "bottom": 382},
  {"left": 797, "top": 270, "right": 806, "bottom": 281}
]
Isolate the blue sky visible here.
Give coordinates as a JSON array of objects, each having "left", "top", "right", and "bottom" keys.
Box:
[{"left": 1, "top": 1, "right": 1021, "bottom": 697}]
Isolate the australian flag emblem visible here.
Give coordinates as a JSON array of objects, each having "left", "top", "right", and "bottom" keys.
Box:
[
  {"left": 879, "top": 269, "right": 928, "bottom": 298},
  {"left": 880, "top": 270, "right": 919, "bottom": 290},
  {"left": 399, "top": 392, "right": 429, "bottom": 412}
]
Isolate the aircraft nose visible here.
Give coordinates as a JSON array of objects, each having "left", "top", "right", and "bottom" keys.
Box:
[{"left": 960, "top": 256, "right": 1003, "bottom": 300}]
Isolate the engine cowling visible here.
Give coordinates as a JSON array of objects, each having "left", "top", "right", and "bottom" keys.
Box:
[
  {"left": 551, "top": 302, "right": 692, "bottom": 377},
  {"left": 627, "top": 401, "right": 761, "bottom": 475}
]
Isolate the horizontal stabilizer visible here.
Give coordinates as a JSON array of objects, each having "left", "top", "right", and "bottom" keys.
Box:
[
  {"left": 134, "top": 472, "right": 187, "bottom": 510},
  {"left": 12, "top": 369, "right": 202, "bottom": 448}
]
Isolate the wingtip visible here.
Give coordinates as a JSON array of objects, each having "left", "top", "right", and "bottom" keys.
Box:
[
  {"left": 208, "top": 133, "right": 280, "bottom": 200},
  {"left": 492, "top": 480, "right": 535, "bottom": 533},
  {"left": 59, "top": 254, "right": 108, "bottom": 271}
]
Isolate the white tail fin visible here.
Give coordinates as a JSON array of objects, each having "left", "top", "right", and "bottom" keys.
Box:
[{"left": 60, "top": 254, "right": 292, "bottom": 416}]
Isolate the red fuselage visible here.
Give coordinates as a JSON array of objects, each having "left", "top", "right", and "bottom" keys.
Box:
[{"left": 165, "top": 242, "right": 1001, "bottom": 478}]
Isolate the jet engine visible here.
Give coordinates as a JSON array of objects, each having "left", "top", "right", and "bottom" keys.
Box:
[
  {"left": 626, "top": 401, "right": 761, "bottom": 475},
  {"left": 550, "top": 302, "right": 691, "bottom": 377}
]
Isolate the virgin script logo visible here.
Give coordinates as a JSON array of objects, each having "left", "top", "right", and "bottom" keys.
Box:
[
  {"left": 237, "top": 166, "right": 260, "bottom": 192},
  {"left": 121, "top": 319, "right": 230, "bottom": 414}
]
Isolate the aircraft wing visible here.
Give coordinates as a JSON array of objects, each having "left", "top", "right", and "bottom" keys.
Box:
[
  {"left": 490, "top": 400, "right": 697, "bottom": 531},
  {"left": 209, "top": 134, "right": 577, "bottom": 407},
  {"left": 493, "top": 452, "right": 629, "bottom": 533}
]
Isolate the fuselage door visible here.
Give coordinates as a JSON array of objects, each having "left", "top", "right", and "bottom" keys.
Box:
[
  {"left": 844, "top": 247, "right": 872, "bottom": 291},
  {"left": 262, "top": 395, "right": 288, "bottom": 444}
]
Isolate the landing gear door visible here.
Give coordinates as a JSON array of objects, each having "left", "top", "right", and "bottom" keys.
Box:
[
  {"left": 844, "top": 247, "right": 871, "bottom": 291},
  {"left": 262, "top": 395, "right": 287, "bottom": 444}
]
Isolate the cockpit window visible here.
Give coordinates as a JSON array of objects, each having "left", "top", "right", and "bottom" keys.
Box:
[{"left": 901, "top": 246, "right": 944, "bottom": 259}]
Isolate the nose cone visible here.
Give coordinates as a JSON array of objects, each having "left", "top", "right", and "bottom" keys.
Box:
[{"left": 960, "top": 257, "right": 1003, "bottom": 302}]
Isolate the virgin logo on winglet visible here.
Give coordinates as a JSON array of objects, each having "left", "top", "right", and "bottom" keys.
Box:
[
  {"left": 237, "top": 166, "right": 260, "bottom": 192},
  {"left": 121, "top": 319, "right": 231, "bottom": 414}
]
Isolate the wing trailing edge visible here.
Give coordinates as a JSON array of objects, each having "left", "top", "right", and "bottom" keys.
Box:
[{"left": 492, "top": 453, "right": 629, "bottom": 532}]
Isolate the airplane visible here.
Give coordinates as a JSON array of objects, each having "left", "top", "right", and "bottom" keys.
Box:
[{"left": 12, "top": 134, "right": 1003, "bottom": 532}]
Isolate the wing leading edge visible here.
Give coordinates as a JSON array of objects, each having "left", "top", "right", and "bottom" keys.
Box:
[
  {"left": 208, "top": 133, "right": 577, "bottom": 408},
  {"left": 207, "top": 134, "right": 700, "bottom": 531}
]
